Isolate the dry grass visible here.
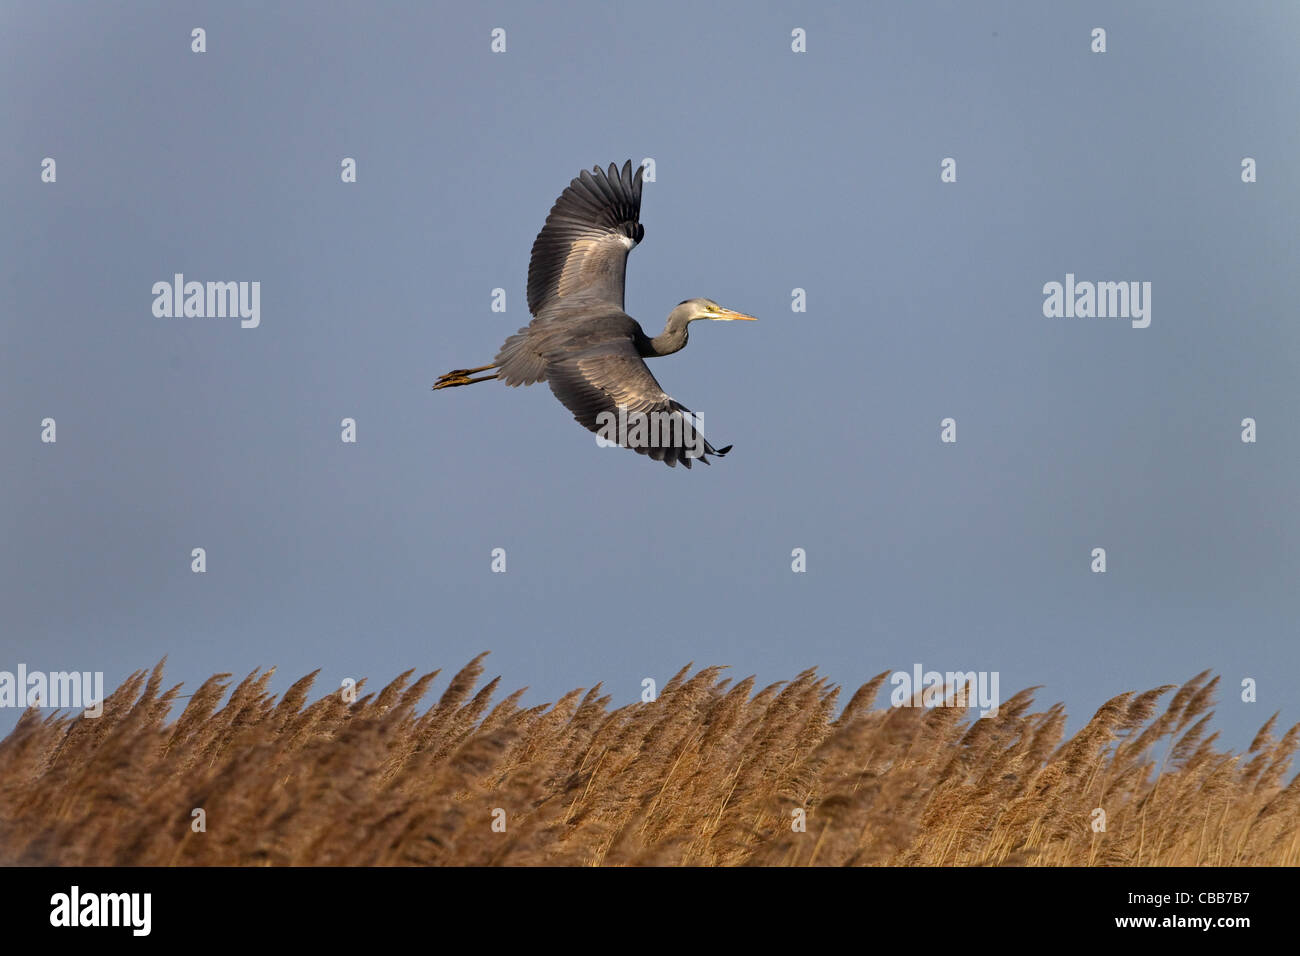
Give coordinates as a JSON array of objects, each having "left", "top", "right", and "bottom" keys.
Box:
[{"left": 1, "top": 657, "right": 1296, "bottom": 865}]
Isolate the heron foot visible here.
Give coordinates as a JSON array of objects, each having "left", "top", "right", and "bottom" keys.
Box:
[
  {"left": 433, "top": 371, "right": 472, "bottom": 389},
  {"left": 433, "top": 366, "right": 499, "bottom": 389}
]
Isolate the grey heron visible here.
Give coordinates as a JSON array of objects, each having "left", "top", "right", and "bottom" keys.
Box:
[{"left": 433, "top": 160, "right": 756, "bottom": 468}]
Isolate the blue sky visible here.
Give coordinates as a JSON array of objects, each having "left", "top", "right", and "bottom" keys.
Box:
[{"left": 4, "top": 1, "right": 1299, "bottom": 748}]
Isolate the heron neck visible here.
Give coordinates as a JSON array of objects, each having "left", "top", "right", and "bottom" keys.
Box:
[{"left": 646, "top": 315, "right": 689, "bottom": 356}]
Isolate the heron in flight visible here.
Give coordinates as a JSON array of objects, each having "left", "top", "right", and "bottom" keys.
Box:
[{"left": 433, "top": 160, "right": 756, "bottom": 467}]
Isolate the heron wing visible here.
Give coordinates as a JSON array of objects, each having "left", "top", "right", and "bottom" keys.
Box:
[
  {"left": 545, "top": 339, "right": 730, "bottom": 468},
  {"left": 527, "top": 161, "right": 644, "bottom": 316}
]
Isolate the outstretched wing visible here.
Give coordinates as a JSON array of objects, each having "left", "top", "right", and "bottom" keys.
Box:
[
  {"left": 545, "top": 339, "right": 730, "bottom": 468},
  {"left": 527, "top": 161, "right": 644, "bottom": 316}
]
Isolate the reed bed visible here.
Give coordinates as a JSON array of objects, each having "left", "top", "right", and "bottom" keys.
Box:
[{"left": 1, "top": 657, "right": 1295, "bottom": 865}]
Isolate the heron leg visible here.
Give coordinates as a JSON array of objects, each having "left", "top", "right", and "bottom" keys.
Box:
[{"left": 433, "top": 364, "right": 499, "bottom": 389}]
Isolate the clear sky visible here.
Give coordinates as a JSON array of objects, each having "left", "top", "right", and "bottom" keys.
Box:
[{"left": 4, "top": 1, "right": 1299, "bottom": 748}]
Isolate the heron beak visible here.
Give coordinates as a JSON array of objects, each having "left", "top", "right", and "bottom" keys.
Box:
[{"left": 710, "top": 307, "right": 758, "bottom": 322}]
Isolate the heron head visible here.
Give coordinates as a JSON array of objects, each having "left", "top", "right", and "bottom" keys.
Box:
[{"left": 676, "top": 298, "right": 758, "bottom": 323}]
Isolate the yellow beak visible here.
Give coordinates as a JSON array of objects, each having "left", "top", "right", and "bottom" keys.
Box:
[{"left": 710, "top": 307, "right": 758, "bottom": 322}]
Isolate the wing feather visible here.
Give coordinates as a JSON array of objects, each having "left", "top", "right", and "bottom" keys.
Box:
[
  {"left": 545, "top": 339, "right": 730, "bottom": 468},
  {"left": 527, "top": 161, "right": 644, "bottom": 315}
]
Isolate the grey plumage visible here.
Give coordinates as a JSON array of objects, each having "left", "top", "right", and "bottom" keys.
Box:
[{"left": 434, "top": 160, "right": 756, "bottom": 468}]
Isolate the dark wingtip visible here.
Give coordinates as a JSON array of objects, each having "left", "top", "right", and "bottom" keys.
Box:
[
  {"left": 629, "top": 160, "right": 644, "bottom": 202},
  {"left": 678, "top": 443, "right": 730, "bottom": 468}
]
